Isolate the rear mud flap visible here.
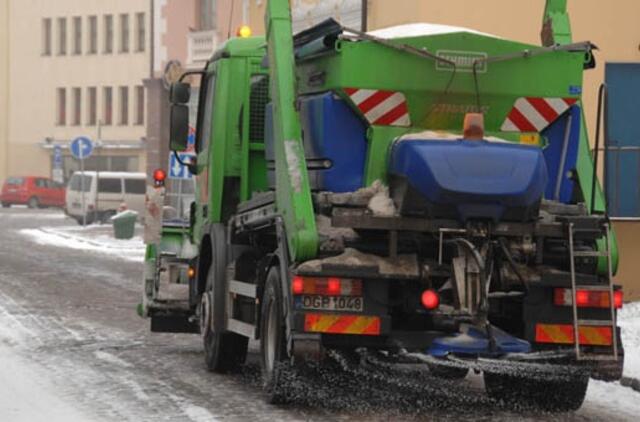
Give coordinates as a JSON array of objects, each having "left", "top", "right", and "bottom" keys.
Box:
[{"left": 151, "top": 314, "right": 199, "bottom": 334}]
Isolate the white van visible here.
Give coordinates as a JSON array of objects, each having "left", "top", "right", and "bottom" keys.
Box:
[{"left": 65, "top": 171, "right": 147, "bottom": 224}]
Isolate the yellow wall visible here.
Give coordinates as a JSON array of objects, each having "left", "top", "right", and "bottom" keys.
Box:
[{"left": 0, "top": 0, "right": 9, "bottom": 183}]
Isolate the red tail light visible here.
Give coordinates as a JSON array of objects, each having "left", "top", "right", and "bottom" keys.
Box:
[
  {"left": 153, "top": 169, "right": 167, "bottom": 187},
  {"left": 291, "top": 276, "right": 362, "bottom": 296},
  {"left": 421, "top": 289, "right": 440, "bottom": 310},
  {"left": 554, "top": 288, "right": 623, "bottom": 309}
]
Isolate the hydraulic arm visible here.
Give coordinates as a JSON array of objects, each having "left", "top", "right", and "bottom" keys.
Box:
[{"left": 264, "top": 0, "right": 318, "bottom": 261}]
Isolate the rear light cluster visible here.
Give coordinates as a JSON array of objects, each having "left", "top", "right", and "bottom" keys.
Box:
[
  {"left": 292, "top": 276, "right": 362, "bottom": 296},
  {"left": 554, "top": 288, "right": 623, "bottom": 309}
]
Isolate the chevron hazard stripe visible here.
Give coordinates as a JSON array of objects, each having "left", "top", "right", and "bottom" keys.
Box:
[
  {"left": 344, "top": 88, "right": 411, "bottom": 127},
  {"left": 535, "top": 323, "right": 612, "bottom": 346},
  {"left": 501, "top": 97, "right": 578, "bottom": 132},
  {"left": 304, "top": 313, "right": 381, "bottom": 335}
]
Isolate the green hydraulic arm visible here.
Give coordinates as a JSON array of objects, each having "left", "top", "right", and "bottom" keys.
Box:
[
  {"left": 264, "top": 0, "right": 318, "bottom": 261},
  {"left": 541, "top": 0, "right": 572, "bottom": 46},
  {"left": 542, "top": 0, "right": 618, "bottom": 273}
]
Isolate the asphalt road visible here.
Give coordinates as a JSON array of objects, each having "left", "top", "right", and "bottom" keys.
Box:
[{"left": 0, "top": 207, "right": 637, "bottom": 421}]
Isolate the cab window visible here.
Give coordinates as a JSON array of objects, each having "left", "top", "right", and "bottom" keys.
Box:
[{"left": 196, "top": 74, "right": 216, "bottom": 153}]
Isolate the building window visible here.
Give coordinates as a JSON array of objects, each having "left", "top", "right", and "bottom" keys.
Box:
[
  {"left": 104, "top": 15, "right": 113, "bottom": 53},
  {"left": 119, "top": 14, "right": 130, "bottom": 53},
  {"left": 87, "top": 87, "right": 97, "bottom": 126},
  {"left": 103, "top": 87, "right": 113, "bottom": 125},
  {"left": 135, "top": 13, "right": 145, "bottom": 52},
  {"left": 199, "top": 0, "right": 216, "bottom": 31},
  {"left": 119, "top": 86, "right": 129, "bottom": 125},
  {"left": 72, "top": 16, "right": 82, "bottom": 54},
  {"left": 56, "top": 88, "right": 66, "bottom": 125},
  {"left": 42, "top": 18, "right": 52, "bottom": 55},
  {"left": 72, "top": 87, "right": 81, "bottom": 126},
  {"left": 57, "top": 17, "right": 67, "bottom": 55},
  {"left": 134, "top": 86, "right": 144, "bottom": 125},
  {"left": 87, "top": 16, "right": 97, "bottom": 54}
]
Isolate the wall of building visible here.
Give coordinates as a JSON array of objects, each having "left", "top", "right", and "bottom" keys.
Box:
[
  {"left": 6, "top": 0, "right": 151, "bottom": 181},
  {"left": 0, "top": 0, "right": 10, "bottom": 184}
]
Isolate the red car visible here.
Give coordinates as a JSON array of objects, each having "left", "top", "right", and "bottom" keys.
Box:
[{"left": 1, "top": 176, "right": 66, "bottom": 208}]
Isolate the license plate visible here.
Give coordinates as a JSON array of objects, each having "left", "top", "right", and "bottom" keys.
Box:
[{"left": 298, "top": 295, "right": 363, "bottom": 312}]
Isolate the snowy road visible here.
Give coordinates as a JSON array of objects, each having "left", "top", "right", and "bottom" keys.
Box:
[{"left": 1, "top": 207, "right": 639, "bottom": 421}]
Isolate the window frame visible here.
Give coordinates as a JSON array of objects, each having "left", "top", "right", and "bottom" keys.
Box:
[
  {"left": 119, "top": 14, "right": 130, "bottom": 53},
  {"left": 135, "top": 12, "right": 145, "bottom": 52},
  {"left": 87, "top": 16, "right": 98, "bottom": 54},
  {"left": 72, "top": 16, "right": 82, "bottom": 55},
  {"left": 103, "top": 15, "right": 113, "bottom": 54},
  {"left": 42, "top": 18, "right": 52, "bottom": 56},
  {"left": 119, "top": 86, "right": 129, "bottom": 125},
  {"left": 103, "top": 86, "right": 113, "bottom": 126},
  {"left": 57, "top": 17, "right": 67, "bottom": 55},
  {"left": 56, "top": 87, "right": 66, "bottom": 126},
  {"left": 72, "top": 87, "right": 82, "bottom": 126}
]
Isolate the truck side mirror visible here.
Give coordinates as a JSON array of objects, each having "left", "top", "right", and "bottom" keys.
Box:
[
  {"left": 170, "top": 104, "right": 189, "bottom": 151},
  {"left": 170, "top": 82, "right": 191, "bottom": 104}
]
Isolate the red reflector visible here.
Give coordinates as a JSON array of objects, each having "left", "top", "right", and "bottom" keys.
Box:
[
  {"left": 575, "top": 290, "right": 589, "bottom": 307},
  {"left": 327, "top": 277, "right": 341, "bottom": 296},
  {"left": 153, "top": 169, "right": 167, "bottom": 184},
  {"left": 292, "top": 276, "right": 304, "bottom": 295},
  {"left": 614, "top": 290, "right": 623, "bottom": 309},
  {"left": 421, "top": 289, "right": 439, "bottom": 310},
  {"left": 554, "top": 288, "right": 622, "bottom": 309},
  {"left": 290, "top": 276, "right": 362, "bottom": 296}
]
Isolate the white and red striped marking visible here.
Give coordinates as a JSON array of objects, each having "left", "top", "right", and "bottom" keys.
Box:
[
  {"left": 501, "top": 97, "right": 577, "bottom": 132},
  {"left": 344, "top": 88, "right": 411, "bottom": 127}
]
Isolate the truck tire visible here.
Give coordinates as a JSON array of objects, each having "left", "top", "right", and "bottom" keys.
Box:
[
  {"left": 27, "top": 196, "right": 39, "bottom": 209},
  {"left": 484, "top": 372, "right": 589, "bottom": 412},
  {"left": 201, "top": 224, "right": 248, "bottom": 373},
  {"left": 1, "top": 202, "right": 10, "bottom": 208},
  {"left": 260, "top": 266, "right": 289, "bottom": 404}
]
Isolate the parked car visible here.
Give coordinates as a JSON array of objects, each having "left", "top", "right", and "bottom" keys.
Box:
[
  {"left": 0, "top": 176, "right": 66, "bottom": 208},
  {"left": 65, "top": 171, "right": 147, "bottom": 224}
]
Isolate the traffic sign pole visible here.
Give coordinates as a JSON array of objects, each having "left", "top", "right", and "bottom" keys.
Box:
[{"left": 70, "top": 136, "right": 94, "bottom": 227}]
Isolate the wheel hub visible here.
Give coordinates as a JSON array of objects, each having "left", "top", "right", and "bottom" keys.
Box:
[{"left": 200, "top": 291, "right": 213, "bottom": 338}]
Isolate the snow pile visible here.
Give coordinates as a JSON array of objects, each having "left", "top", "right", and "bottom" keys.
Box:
[
  {"left": 19, "top": 225, "right": 145, "bottom": 263},
  {"left": 369, "top": 23, "right": 499, "bottom": 40},
  {"left": 620, "top": 301, "right": 640, "bottom": 380},
  {"left": 366, "top": 180, "right": 397, "bottom": 217}
]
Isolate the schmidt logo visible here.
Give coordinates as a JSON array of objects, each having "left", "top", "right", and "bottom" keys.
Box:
[{"left": 436, "top": 50, "right": 488, "bottom": 73}]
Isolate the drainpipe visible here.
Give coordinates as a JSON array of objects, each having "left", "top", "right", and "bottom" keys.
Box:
[{"left": 361, "top": 0, "right": 368, "bottom": 32}]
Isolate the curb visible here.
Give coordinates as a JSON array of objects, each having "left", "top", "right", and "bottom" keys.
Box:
[{"left": 620, "top": 377, "right": 640, "bottom": 393}]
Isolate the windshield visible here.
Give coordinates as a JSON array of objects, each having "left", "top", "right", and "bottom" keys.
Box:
[{"left": 68, "top": 174, "right": 92, "bottom": 192}]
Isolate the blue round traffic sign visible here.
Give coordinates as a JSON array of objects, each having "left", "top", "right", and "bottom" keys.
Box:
[{"left": 70, "top": 136, "right": 94, "bottom": 160}]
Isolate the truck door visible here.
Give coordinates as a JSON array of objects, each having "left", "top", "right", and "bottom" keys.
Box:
[{"left": 605, "top": 63, "right": 640, "bottom": 217}]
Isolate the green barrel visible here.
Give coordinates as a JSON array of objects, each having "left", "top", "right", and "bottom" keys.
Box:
[{"left": 111, "top": 210, "right": 138, "bottom": 240}]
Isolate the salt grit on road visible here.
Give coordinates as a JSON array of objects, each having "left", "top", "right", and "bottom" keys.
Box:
[
  {"left": 19, "top": 225, "right": 145, "bottom": 262},
  {"left": 0, "top": 345, "right": 100, "bottom": 422}
]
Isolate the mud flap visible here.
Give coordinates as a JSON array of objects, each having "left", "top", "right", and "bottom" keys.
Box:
[{"left": 151, "top": 313, "right": 199, "bottom": 333}]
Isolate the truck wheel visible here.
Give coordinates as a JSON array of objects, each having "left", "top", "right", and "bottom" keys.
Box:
[
  {"left": 260, "top": 266, "right": 289, "bottom": 404},
  {"left": 484, "top": 372, "right": 589, "bottom": 412},
  {"left": 27, "top": 197, "right": 39, "bottom": 209},
  {"left": 1, "top": 202, "right": 9, "bottom": 208},
  {"left": 201, "top": 224, "right": 248, "bottom": 373}
]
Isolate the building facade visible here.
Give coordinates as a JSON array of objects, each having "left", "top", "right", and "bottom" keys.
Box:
[
  {"left": 0, "top": 0, "right": 10, "bottom": 183},
  {"left": 3, "top": 0, "right": 152, "bottom": 183}
]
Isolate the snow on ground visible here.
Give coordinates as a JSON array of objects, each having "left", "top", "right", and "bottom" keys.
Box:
[
  {"left": 582, "top": 378, "right": 640, "bottom": 420},
  {"left": 0, "top": 345, "right": 101, "bottom": 422},
  {"left": 620, "top": 301, "right": 640, "bottom": 380},
  {"left": 19, "top": 225, "right": 145, "bottom": 262}
]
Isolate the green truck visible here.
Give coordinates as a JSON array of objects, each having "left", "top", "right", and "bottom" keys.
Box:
[{"left": 141, "top": 0, "right": 624, "bottom": 410}]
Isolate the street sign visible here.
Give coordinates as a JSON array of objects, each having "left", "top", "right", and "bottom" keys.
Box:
[
  {"left": 70, "top": 136, "right": 94, "bottom": 160},
  {"left": 168, "top": 153, "right": 195, "bottom": 180},
  {"left": 186, "top": 126, "right": 196, "bottom": 154},
  {"left": 53, "top": 145, "right": 63, "bottom": 168}
]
